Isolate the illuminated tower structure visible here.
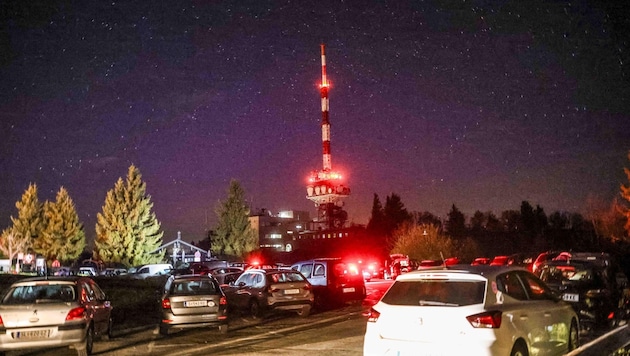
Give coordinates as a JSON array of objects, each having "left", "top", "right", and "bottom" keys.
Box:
[{"left": 306, "top": 44, "right": 351, "bottom": 229}]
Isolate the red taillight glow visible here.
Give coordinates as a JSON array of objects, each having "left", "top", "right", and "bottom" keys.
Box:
[
  {"left": 65, "top": 307, "right": 86, "bottom": 321},
  {"left": 366, "top": 307, "right": 380, "bottom": 323},
  {"left": 303, "top": 284, "right": 311, "bottom": 290},
  {"left": 220, "top": 296, "right": 227, "bottom": 305},
  {"left": 0, "top": 315, "right": 4, "bottom": 326},
  {"left": 162, "top": 298, "right": 171, "bottom": 309},
  {"left": 467, "top": 311, "right": 502, "bottom": 328}
]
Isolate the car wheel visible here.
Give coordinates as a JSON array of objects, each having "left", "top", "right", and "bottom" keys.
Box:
[
  {"left": 76, "top": 325, "right": 94, "bottom": 356},
  {"left": 569, "top": 319, "right": 580, "bottom": 351},
  {"left": 249, "top": 299, "right": 261, "bottom": 318},
  {"left": 510, "top": 341, "right": 528, "bottom": 356},
  {"left": 218, "top": 324, "right": 228, "bottom": 334},
  {"left": 159, "top": 324, "right": 169, "bottom": 336},
  {"left": 296, "top": 305, "right": 311, "bottom": 317}
]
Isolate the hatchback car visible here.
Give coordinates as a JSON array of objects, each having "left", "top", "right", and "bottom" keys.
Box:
[
  {"left": 0, "top": 276, "right": 113, "bottom": 355},
  {"left": 159, "top": 274, "right": 228, "bottom": 335},
  {"left": 223, "top": 269, "right": 313, "bottom": 318},
  {"left": 363, "top": 265, "right": 579, "bottom": 356}
]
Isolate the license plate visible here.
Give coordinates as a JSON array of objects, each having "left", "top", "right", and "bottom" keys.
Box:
[
  {"left": 15, "top": 329, "right": 51, "bottom": 339},
  {"left": 562, "top": 293, "right": 579, "bottom": 302},
  {"left": 343, "top": 287, "right": 355, "bottom": 293},
  {"left": 185, "top": 300, "right": 208, "bottom": 307},
  {"left": 284, "top": 289, "right": 300, "bottom": 295}
]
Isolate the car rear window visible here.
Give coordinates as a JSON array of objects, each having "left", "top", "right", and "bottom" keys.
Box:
[
  {"left": 269, "top": 272, "right": 306, "bottom": 283},
  {"left": 171, "top": 279, "right": 218, "bottom": 295},
  {"left": 2, "top": 284, "right": 77, "bottom": 304},
  {"left": 381, "top": 280, "right": 485, "bottom": 306}
]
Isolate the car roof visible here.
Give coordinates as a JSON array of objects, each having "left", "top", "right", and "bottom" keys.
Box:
[
  {"left": 395, "top": 265, "right": 529, "bottom": 281},
  {"left": 171, "top": 274, "right": 215, "bottom": 280},
  {"left": 10, "top": 276, "right": 88, "bottom": 285}
]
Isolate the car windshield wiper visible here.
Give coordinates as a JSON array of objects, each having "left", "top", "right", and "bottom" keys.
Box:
[{"left": 418, "top": 300, "right": 459, "bottom": 306}]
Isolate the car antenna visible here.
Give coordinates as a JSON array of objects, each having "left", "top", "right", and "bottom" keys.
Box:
[{"left": 440, "top": 252, "right": 446, "bottom": 269}]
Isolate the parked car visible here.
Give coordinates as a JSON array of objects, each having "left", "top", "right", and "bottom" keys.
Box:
[
  {"left": 471, "top": 257, "right": 491, "bottom": 265},
  {"left": 208, "top": 267, "right": 244, "bottom": 286},
  {"left": 291, "top": 258, "right": 366, "bottom": 308},
  {"left": 223, "top": 268, "right": 314, "bottom": 318},
  {"left": 538, "top": 259, "right": 623, "bottom": 330},
  {"left": 132, "top": 263, "right": 173, "bottom": 279},
  {"left": 159, "top": 274, "right": 228, "bottom": 336},
  {"left": 532, "top": 250, "right": 563, "bottom": 275},
  {"left": 0, "top": 276, "right": 113, "bottom": 355},
  {"left": 363, "top": 265, "right": 579, "bottom": 356}
]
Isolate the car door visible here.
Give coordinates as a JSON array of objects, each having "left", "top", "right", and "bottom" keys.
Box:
[
  {"left": 231, "top": 273, "right": 255, "bottom": 309},
  {"left": 496, "top": 271, "right": 552, "bottom": 351},
  {"left": 82, "top": 281, "right": 111, "bottom": 335},
  {"left": 517, "top": 271, "right": 572, "bottom": 355}
]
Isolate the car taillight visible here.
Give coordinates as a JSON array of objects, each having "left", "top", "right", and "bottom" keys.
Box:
[
  {"left": 366, "top": 307, "right": 380, "bottom": 323},
  {"left": 162, "top": 298, "right": 171, "bottom": 309},
  {"left": 66, "top": 307, "right": 86, "bottom": 321},
  {"left": 303, "top": 284, "right": 311, "bottom": 290},
  {"left": 0, "top": 315, "right": 4, "bottom": 326},
  {"left": 220, "top": 296, "right": 227, "bottom": 305},
  {"left": 467, "top": 311, "right": 502, "bottom": 328}
]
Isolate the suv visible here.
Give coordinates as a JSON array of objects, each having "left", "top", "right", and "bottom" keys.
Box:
[
  {"left": 223, "top": 269, "right": 313, "bottom": 318},
  {"left": 538, "top": 258, "right": 623, "bottom": 330},
  {"left": 291, "top": 258, "right": 366, "bottom": 308}
]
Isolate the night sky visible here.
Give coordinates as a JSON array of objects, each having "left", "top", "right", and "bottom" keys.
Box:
[{"left": 1, "top": 1, "right": 629, "bottom": 244}]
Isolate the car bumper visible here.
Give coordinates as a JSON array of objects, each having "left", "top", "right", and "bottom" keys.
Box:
[
  {"left": 0, "top": 324, "right": 86, "bottom": 350},
  {"left": 161, "top": 312, "right": 227, "bottom": 328}
]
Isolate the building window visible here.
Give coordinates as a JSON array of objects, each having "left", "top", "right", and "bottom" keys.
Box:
[{"left": 266, "top": 233, "right": 282, "bottom": 239}]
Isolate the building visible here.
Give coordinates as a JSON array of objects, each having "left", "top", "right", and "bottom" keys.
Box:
[{"left": 248, "top": 209, "right": 311, "bottom": 253}]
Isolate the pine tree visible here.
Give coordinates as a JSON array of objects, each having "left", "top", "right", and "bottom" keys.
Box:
[
  {"left": 212, "top": 180, "right": 258, "bottom": 258},
  {"left": 0, "top": 184, "right": 43, "bottom": 262},
  {"left": 366, "top": 194, "right": 386, "bottom": 237},
  {"left": 445, "top": 204, "right": 466, "bottom": 238},
  {"left": 94, "top": 165, "right": 165, "bottom": 266},
  {"left": 35, "top": 187, "right": 86, "bottom": 264}
]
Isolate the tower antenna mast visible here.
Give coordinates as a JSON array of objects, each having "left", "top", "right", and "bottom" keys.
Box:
[{"left": 306, "top": 44, "right": 350, "bottom": 229}]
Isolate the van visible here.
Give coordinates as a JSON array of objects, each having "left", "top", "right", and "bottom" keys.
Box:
[
  {"left": 133, "top": 263, "right": 173, "bottom": 279},
  {"left": 291, "top": 258, "right": 366, "bottom": 308}
]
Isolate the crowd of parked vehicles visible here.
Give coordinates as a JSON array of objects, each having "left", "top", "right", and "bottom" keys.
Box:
[{"left": 0, "top": 250, "right": 628, "bottom": 355}]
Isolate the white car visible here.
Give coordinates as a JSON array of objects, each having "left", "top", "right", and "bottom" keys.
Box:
[{"left": 363, "top": 265, "right": 579, "bottom": 356}]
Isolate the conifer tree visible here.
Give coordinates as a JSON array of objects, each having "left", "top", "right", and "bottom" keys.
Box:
[
  {"left": 212, "top": 180, "right": 258, "bottom": 258},
  {"left": 0, "top": 184, "right": 42, "bottom": 261},
  {"left": 94, "top": 165, "right": 165, "bottom": 266},
  {"left": 35, "top": 187, "right": 86, "bottom": 264}
]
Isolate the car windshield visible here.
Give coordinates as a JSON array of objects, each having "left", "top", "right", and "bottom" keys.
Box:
[
  {"left": 2, "top": 284, "right": 77, "bottom": 304},
  {"left": 381, "top": 279, "right": 485, "bottom": 307},
  {"left": 171, "top": 279, "right": 218, "bottom": 295}
]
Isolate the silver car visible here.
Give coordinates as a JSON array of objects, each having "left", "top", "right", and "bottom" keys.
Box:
[
  {"left": 0, "top": 276, "right": 113, "bottom": 356},
  {"left": 159, "top": 274, "right": 228, "bottom": 335}
]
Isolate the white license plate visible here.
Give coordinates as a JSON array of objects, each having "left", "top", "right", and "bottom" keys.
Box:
[
  {"left": 284, "top": 289, "right": 300, "bottom": 295},
  {"left": 562, "top": 293, "right": 579, "bottom": 302},
  {"left": 15, "top": 329, "right": 51, "bottom": 339},
  {"left": 343, "top": 287, "right": 355, "bottom": 293},
  {"left": 185, "top": 300, "right": 208, "bottom": 307}
]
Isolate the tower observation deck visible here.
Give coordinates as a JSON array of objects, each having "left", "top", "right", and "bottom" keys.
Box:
[{"left": 305, "top": 44, "right": 350, "bottom": 229}]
